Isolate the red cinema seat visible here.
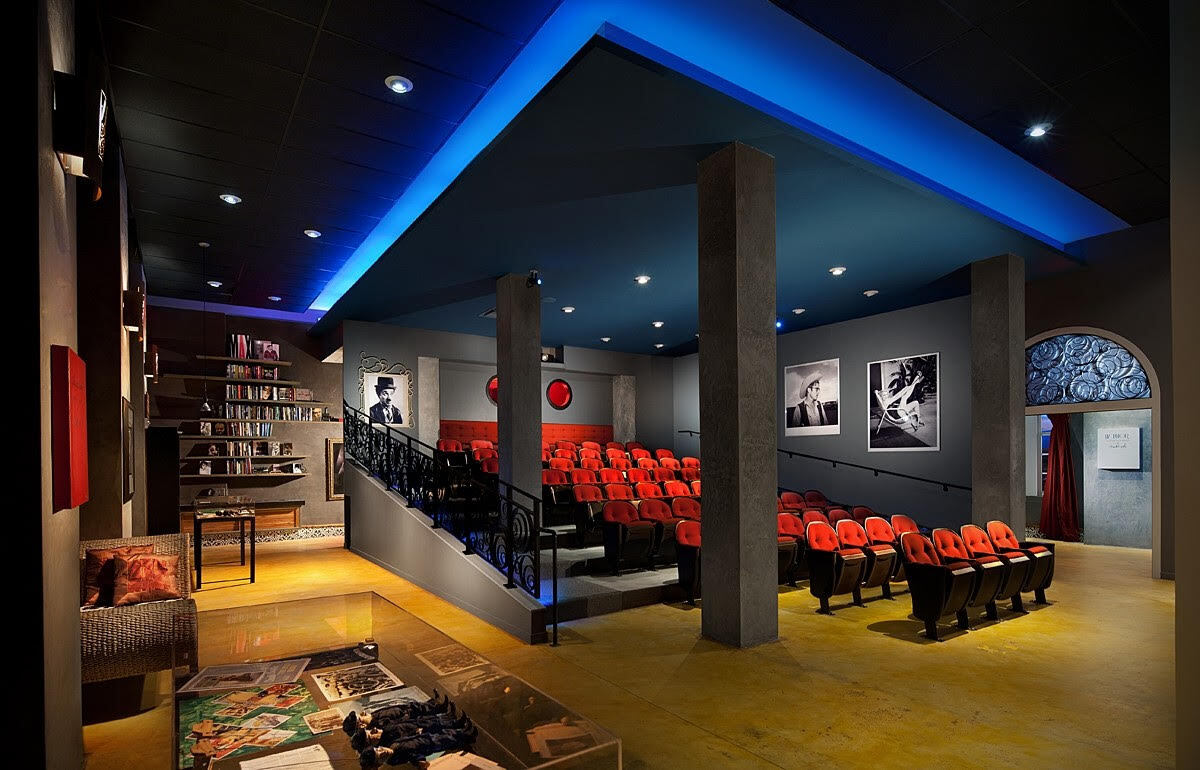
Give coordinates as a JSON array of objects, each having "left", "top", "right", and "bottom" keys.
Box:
[
  {"left": 662, "top": 480, "right": 691, "bottom": 499},
  {"left": 541, "top": 469, "right": 567, "bottom": 486},
  {"left": 891, "top": 514, "right": 921, "bottom": 538},
  {"left": 470, "top": 440, "right": 493, "bottom": 451},
  {"left": 606, "top": 442, "right": 625, "bottom": 452},
  {"left": 573, "top": 484, "right": 604, "bottom": 530},
  {"left": 827, "top": 508, "right": 852, "bottom": 524},
  {"left": 541, "top": 441, "right": 551, "bottom": 452},
  {"left": 837, "top": 519, "right": 897, "bottom": 599},
  {"left": 609, "top": 457, "right": 632, "bottom": 471},
  {"left": 681, "top": 457, "right": 700, "bottom": 469},
  {"left": 961, "top": 524, "right": 1032, "bottom": 613},
  {"left": 626, "top": 441, "right": 646, "bottom": 451},
  {"left": 779, "top": 491, "right": 806, "bottom": 512},
  {"left": 630, "top": 448, "right": 651, "bottom": 461},
  {"left": 932, "top": 528, "right": 1005, "bottom": 621},
  {"left": 541, "top": 469, "right": 570, "bottom": 507},
  {"left": 638, "top": 498, "right": 686, "bottom": 564},
  {"left": 680, "top": 467, "right": 701, "bottom": 482},
  {"left": 598, "top": 468, "right": 624, "bottom": 484},
  {"left": 626, "top": 468, "right": 651, "bottom": 484},
  {"left": 437, "top": 439, "right": 462, "bottom": 452},
  {"left": 900, "top": 532, "right": 977, "bottom": 641},
  {"left": 672, "top": 496, "right": 701, "bottom": 521},
  {"left": 548, "top": 457, "right": 573, "bottom": 472},
  {"left": 556, "top": 440, "right": 576, "bottom": 452},
  {"left": 806, "top": 521, "right": 868, "bottom": 614},
  {"left": 479, "top": 457, "right": 499, "bottom": 475},
  {"left": 659, "top": 457, "right": 681, "bottom": 470},
  {"left": 804, "top": 490, "right": 830, "bottom": 509},
  {"left": 653, "top": 467, "right": 677, "bottom": 483},
  {"left": 579, "top": 448, "right": 601, "bottom": 460},
  {"left": 777, "top": 514, "right": 807, "bottom": 585},
  {"left": 635, "top": 482, "right": 665, "bottom": 500},
  {"left": 602, "top": 500, "right": 657, "bottom": 574},
  {"left": 690, "top": 480, "right": 702, "bottom": 496},
  {"left": 986, "top": 521, "right": 1055, "bottom": 604},
  {"left": 473, "top": 447, "right": 497, "bottom": 462},
  {"left": 573, "top": 484, "right": 603, "bottom": 504},
  {"left": 851, "top": 506, "right": 875, "bottom": 523},
  {"left": 570, "top": 468, "right": 597, "bottom": 485},
  {"left": 676, "top": 520, "right": 702, "bottom": 604},
  {"left": 541, "top": 450, "right": 551, "bottom": 464},
  {"left": 605, "top": 448, "right": 627, "bottom": 462},
  {"left": 580, "top": 457, "right": 603, "bottom": 471},
  {"left": 864, "top": 516, "right": 906, "bottom": 582},
  {"left": 801, "top": 510, "right": 829, "bottom": 528},
  {"left": 636, "top": 457, "right": 659, "bottom": 470},
  {"left": 581, "top": 441, "right": 602, "bottom": 452},
  {"left": 554, "top": 448, "right": 578, "bottom": 462},
  {"left": 605, "top": 483, "right": 634, "bottom": 501},
  {"left": 654, "top": 449, "right": 675, "bottom": 461}
]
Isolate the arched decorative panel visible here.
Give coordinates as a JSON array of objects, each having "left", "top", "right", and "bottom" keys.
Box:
[{"left": 1026, "top": 333, "right": 1151, "bottom": 406}]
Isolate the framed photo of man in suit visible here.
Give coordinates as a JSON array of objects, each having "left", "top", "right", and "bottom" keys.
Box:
[
  {"left": 362, "top": 372, "right": 411, "bottom": 426},
  {"left": 784, "top": 358, "right": 840, "bottom": 436}
]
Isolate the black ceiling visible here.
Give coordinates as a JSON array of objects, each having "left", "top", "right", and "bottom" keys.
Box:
[{"left": 770, "top": 0, "right": 1169, "bottom": 226}]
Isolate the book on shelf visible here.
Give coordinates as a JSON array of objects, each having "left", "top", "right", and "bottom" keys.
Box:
[
  {"left": 222, "top": 403, "right": 319, "bottom": 421},
  {"left": 225, "top": 383, "right": 296, "bottom": 401},
  {"left": 225, "top": 363, "right": 280, "bottom": 380},
  {"left": 228, "top": 334, "right": 251, "bottom": 359}
]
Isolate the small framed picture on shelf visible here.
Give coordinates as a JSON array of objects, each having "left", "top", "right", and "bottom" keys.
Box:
[
  {"left": 313, "top": 407, "right": 324, "bottom": 421},
  {"left": 269, "top": 441, "right": 281, "bottom": 456},
  {"left": 214, "top": 422, "right": 227, "bottom": 436},
  {"left": 262, "top": 342, "right": 280, "bottom": 361},
  {"left": 206, "top": 443, "right": 220, "bottom": 457},
  {"left": 295, "top": 387, "right": 314, "bottom": 402},
  {"left": 199, "top": 421, "right": 212, "bottom": 436},
  {"left": 198, "top": 460, "right": 213, "bottom": 476},
  {"left": 281, "top": 442, "right": 294, "bottom": 456},
  {"left": 256, "top": 441, "right": 270, "bottom": 456}
]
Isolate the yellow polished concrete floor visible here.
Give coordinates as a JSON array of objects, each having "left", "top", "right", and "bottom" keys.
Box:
[{"left": 83, "top": 539, "right": 1175, "bottom": 768}]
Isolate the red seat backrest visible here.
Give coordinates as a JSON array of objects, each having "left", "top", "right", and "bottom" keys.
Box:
[
  {"left": 801, "top": 510, "right": 829, "bottom": 528},
  {"left": 554, "top": 449, "right": 577, "bottom": 461},
  {"left": 851, "top": 506, "right": 874, "bottom": 522},
  {"left": 638, "top": 498, "right": 674, "bottom": 523},
  {"left": 606, "top": 442, "right": 625, "bottom": 452},
  {"left": 605, "top": 483, "right": 634, "bottom": 500},
  {"left": 570, "top": 468, "right": 596, "bottom": 485},
  {"left": 480, "top": 457, "right": 499, "bottom": 474},
  {"left": 659, "top": 457, "right": 681, "bottom": 470},
  {"left": 541, "top": 450, "right": 551, "bottom": 463},
  {"left": 690, "top": 480, "right": 702, "bottom": 496},
  {"left": 864, "top": 516, "right": 896, "bottom": 545},
  {"left": 473, "top": 447, "right": 497, "bottom": 461},
  {"left": 610, "top": 457, "right": 632, "bottom": 471},
  {"left": 541, "top": 441, "right": 551, "bottom": 452},
  {"left": 548, "top": 457, "right": 573, "bottom": 472},
  {"left": 901, "top": 532, "right": 941, "bottom": 565},
  {"left": 581, "top": 458, "right": 603, "bottom": 471},
  {"left": 681, "top": 467, "right": 701, "bottom": 481},
  {"left": 891, "top": 514, "right": 920, "bottom": 536},
  {"left": 960, "top": 524, "right": 998, "bottom": 555},
  {"left": 635, "top": 482, "right": 664, "bottom": 499},
  {"left": 556, "top": 440, "right": 575, "bottom": 452},
  {"left": 806, "top": 521, "right": 840, "bottom": 552},
  {"left": 630, "top": 448, "right": 651, "bottom": 460},
  {"left": 581, "top": 441, "right": 602, "bottom": 451},
  {"left": 437, "top": 439, "right": 462, "bottom": 452},
  {"left": 662, "top": 480, "right": 691, "bottom": 497},
  {"left": 599, "top": 468, "right": 624, "bottom": 484},
  {"left": 778, "top": 514, "right": 805, "bottom": 539},
  {"left": 653, "top": 467, "right": 677, "bottom": 482},
  {"left": 574, "top": 484, "right": 602, "bottom": 502},
  {"left": 672, "top": 497, "right": 701, "bottom": 520},
  {"left": 542, "top": 469, "right": 567, "bottom": 485},
  {"left": 780, "top": 491, "right": 804, "bottom": 507},
  {"left": 987, "top": 520, "right": 1022, "bottom": 550},
  {"left": 626, "top": 468, "right": 650, "bottom": 484},
  {"left": 828, "top": 508, "right": 852, "bottom": 523},
  {"left": 579, "top": 448, "right": 601, "bottom": 460},
  {"left": 627, "top": 441, "right": 646, "bottom": 451},
  {"left": 602, "top": 500, "right": 638, "bottom": 525},
  {"left": 681, "top": 456, "right": 700, "bottom": 468},
  {"left": 804, "top": 490, "right": 829, "bottom": 506},
  {"left": 605, "top": 448, "right": 626, "bottom": 460},
  {"left": 636, "top": 457, "right": 659, "bottom": 469},
  {"left": 836, "top": 519, "right": 870, "bottom": 548},
  {"left": 676, "top": 520, "right": 701, "bottom": 547},
  {"left": 470, "top": 440, "right": 493, "bottom": 450},
  {"left": 654, "top": 449, "right": 674, "bottom": 460},
  {"left": 932, "top": 528, "right": 972, "bottom": 562}
]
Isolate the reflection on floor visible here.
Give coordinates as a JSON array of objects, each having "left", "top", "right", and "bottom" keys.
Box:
[{"left": 84, "top": 538, "right": 1175, "bottom": 769}]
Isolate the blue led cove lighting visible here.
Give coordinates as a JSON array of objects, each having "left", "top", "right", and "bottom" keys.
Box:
[{"left": 308, "top": 0, "right": 1127, "bottom": 312}]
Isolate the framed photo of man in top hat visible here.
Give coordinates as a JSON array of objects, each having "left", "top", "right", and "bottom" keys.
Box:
[{"left": 362, "top": 371, "right": 411, "bottom": 426}]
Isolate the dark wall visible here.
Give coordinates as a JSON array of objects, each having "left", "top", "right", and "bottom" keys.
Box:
[
  {"left": 35, "top": 0, "right": 83, "bottom": 764},
  {"left": 439, "top": 361, "right": 614, "bottom": 424},
  {"left": 149, "top": 307, "right": 345, "bottom": 525}
]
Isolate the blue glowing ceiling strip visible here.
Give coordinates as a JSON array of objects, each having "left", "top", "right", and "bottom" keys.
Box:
[{"left": 309, "top": 0, "right": 1127, "bottom": 312}]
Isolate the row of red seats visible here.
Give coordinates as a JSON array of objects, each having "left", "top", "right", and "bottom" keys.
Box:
[
  {"left": 600, "top": 498, "right": 702, "bottom": 574},
  {"left": 544, "top": 467, "right": 695, "bottom": 488},
  {"left": 569, "top": 481, "right": 699, "bottom": 504}
]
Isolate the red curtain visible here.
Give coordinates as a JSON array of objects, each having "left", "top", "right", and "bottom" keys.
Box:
[{"left": 1040, "top": 414, "right": 1080, "bottom": 541}]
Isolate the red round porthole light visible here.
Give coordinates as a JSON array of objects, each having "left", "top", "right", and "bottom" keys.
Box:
[
  {"left": 485, "top": 375, "right": 499, "bottom": 406},
  {"left": 546, "top": 379, "right": 572, "bottom": 410}
]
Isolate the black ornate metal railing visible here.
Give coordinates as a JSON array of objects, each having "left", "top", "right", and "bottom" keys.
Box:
[
  {"left": 677, "top": 429, "right": 971, "bottom": 492},
  {"left": 344, "top": 403, "right": 554, "bottom": 628}
]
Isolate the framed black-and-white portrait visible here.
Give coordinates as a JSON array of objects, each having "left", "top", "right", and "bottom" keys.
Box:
[
  {"left": 326, "top": 438, "right": 345, "bottom": 501},
  {"left": 867, "top": 352, "right": 940, "bottom": 452},
  {"left": 784, "top": 358, "right": 840, "bottom": 436},
  {"left": 362, "top": 371, "right": 411, "bottom": 425}
]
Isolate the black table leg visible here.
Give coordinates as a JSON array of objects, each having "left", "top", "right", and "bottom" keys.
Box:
[
  {"left": 239, "top": 519, "right": 246, "bottom": 566},
  {"left": 194, "top": 518, "right": 203, "bottom": 589},
  {"left": 249, "top": 516, "right": 256, "bottom": 583}
]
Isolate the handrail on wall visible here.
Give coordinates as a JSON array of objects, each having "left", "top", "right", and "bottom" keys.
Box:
[{"left": 677, "top": 429, "right": 971, "bottom": 492}]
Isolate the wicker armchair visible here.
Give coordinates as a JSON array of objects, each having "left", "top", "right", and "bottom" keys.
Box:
[{"left": 79, "top": 533, "right": 199, "bottom": 683}]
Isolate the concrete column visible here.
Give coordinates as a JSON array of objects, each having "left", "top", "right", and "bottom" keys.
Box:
[
  {"left": 495, "top": 274, "right": 542, "bottom": 497},
  {"left": 612, "top": 375, "right": 636, "bottom": 443},
  {"left": 970, "top": 254, "right": 1025, "bottom": 529},
  {"left": 1171, "top": 0, "right": 1199, "bottom": 763},
  {"left": 417, "top": 356, "right": 440, "bottom": 448},
  {"left": 697, "top": 142, "right": 778, "bottom": 648}
]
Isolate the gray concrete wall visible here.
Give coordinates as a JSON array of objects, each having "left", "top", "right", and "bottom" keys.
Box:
[
  {"left": 346, "top": 463, "right": 544, "bottom": 643},
  {"left": 1081, "top": 410, "right": 1152, "bottom": 548},
  {"left": 439, "top": 361, "right": 614, "bottom": 424},
  {"left": 672, "top": 353, "right": 701, "bottom": 458}
]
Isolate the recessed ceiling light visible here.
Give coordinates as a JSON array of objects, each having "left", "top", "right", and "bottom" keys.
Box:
[
  {"left": 304, "top": 229, "right": 321, "bottom": 238},
  {"left": 207, "top": 280, "right": 223, "bottom": 288},
  {"left": 1025, "top": 123, "right": 1051, "bottom": 138},
  {"left": 600, "top": 336, "right": 611, "bottom": 343},
  {"left": 561, "top": 306, "right": 575, "bottom": 313},
  {"left": 775, "top": 319, "right": 783, "bottom": 329},
  {"left": 197, "top": 241, "right": 210, "bottom": 248},
  {"left": 863, "top": 289, "right": 879, "bottom": 297},
  {"left": 654, "top": 343, "right": 665, "bottom": 349},
  {"left": 634, "top": 274, "right": 652, "bottom": 285},
  {"left": 792, "top": 307, "right": 805, "bottom": 315},
  {"left": 541, "top": 353, "right": 549, "bottom": 361},
  {"left": 651, "top": 320, "right": 664, "bottom": 328},
  {"left": 385, "top": 75, "right": 414, "bottom": 94},
  {"left": 268, "top": 295, "right": 281, "bottom": 302},
  {"left": 219, "top": 193, "right": 241, "bottom": 205},
  {"left": 828, "top": 266, "right": 846, "bottom": 276}
]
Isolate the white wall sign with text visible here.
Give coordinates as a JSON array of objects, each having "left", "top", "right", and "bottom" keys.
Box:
[{"left": 1097, "top": 427, "right": 1140, "bottom": 470}]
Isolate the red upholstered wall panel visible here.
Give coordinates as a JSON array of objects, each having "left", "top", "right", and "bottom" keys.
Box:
[
  {"left": 51, "top": 345, "right": 89, "bottom": 510},
  {"left": 439, "top": 420, "right": 613, "bottom": 446}
]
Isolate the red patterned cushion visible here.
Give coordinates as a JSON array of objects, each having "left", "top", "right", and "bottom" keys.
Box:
[
  {"left": 112, "top": 554, "right": 182, "bottom": 606},
  {"left": 84, "top": 545, "right": 154, "bottom": 606}
]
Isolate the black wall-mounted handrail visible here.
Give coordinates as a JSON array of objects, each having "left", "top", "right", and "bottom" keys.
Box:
[{"left": 677, "top": 429, "right": 971, "bottom": 492}]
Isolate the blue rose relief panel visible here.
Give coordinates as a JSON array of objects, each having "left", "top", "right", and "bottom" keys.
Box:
[{"left": 1026, "top": 334, "right": 1151, "bottom": 406}]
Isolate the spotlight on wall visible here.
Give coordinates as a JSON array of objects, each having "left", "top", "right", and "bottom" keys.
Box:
[
  {"left": 775, "top": 319, "right": 783, "bottom": 329},
  {"left": 828, "top": 266, "right": 846, "bottom": 276},
  {"left": 526, "top": 269, "right": 542, "bottom": 288}
]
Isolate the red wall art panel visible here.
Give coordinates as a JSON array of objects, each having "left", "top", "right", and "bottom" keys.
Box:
[{"left": 51, "top": 345, "right": 89, "bottom": 510}]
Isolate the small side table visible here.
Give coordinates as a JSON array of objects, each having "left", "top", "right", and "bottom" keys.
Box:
[{"left": 194, "top": 513, "right": 256, "bottom": 589}]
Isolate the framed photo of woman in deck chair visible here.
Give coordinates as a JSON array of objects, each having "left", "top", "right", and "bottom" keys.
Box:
[{"left": 867, "top": 353, "right": 939, "bottom": 452}]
